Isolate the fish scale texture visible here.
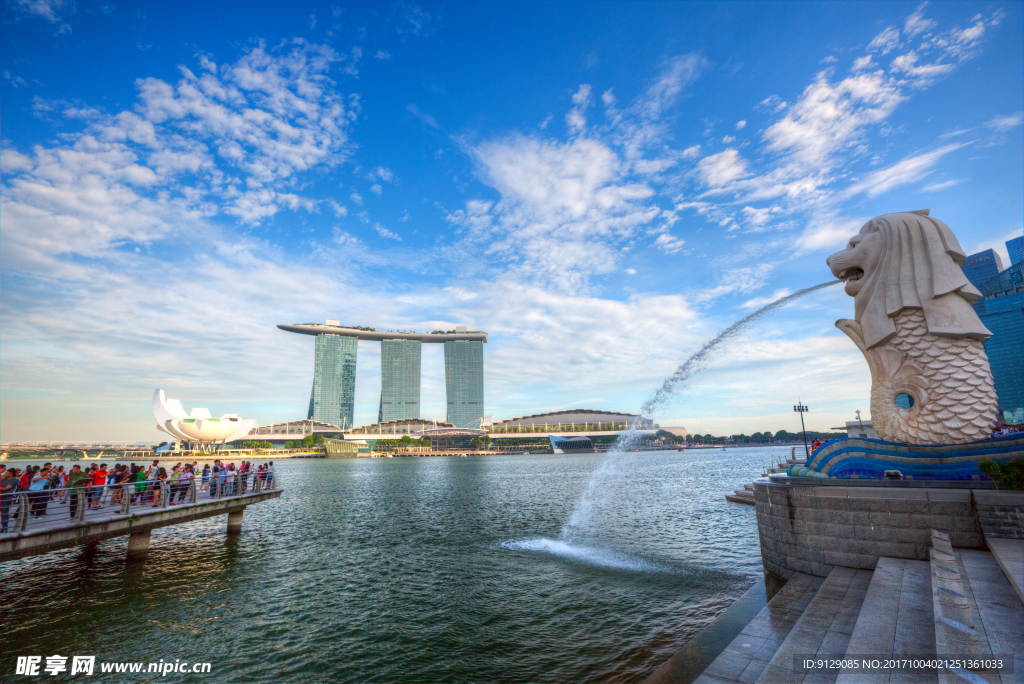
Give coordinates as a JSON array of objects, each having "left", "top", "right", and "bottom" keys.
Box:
[{"left": 871, "top": 309, "right": 999, "bottom": 445}]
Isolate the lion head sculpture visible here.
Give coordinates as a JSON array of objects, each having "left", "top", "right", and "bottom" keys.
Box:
[{"left": 826, "top": 209, "right": 991, "bottom": 349}]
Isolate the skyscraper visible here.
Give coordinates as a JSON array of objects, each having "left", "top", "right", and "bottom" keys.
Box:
[
  {"left": 310, "top": 334, "right": 358, "bottom": 429},
  {"left": 962, "top": 249, "right": 1005, "bottom": 291},
  {"left": 1007, "top": 235, "right": 1023, "bottom": 266},
  {"left": 976, "top": 262, "right": 1024, "bottom": 424},
  {"left": 380, "top": 339, "right": 421, "bottom": 421},
  {"left": 444, "top": 340, "right": 484, "bottom": 428},
  {"left": 281, "top": 322, "right": 487, "bottom": 429}
]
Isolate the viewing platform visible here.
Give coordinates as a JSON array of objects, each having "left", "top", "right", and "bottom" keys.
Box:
[{"left": 1, "top": 475, "right": 282, "bottom": 563}]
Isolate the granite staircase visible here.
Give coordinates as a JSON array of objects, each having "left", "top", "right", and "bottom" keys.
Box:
[{"left": 688, "top": 532, "right": 1024, "bottom": 684}]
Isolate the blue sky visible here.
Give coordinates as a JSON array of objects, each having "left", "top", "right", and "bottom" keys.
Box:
[{"left": 1, "top": 0, "right": 1021, "bottom": 441}]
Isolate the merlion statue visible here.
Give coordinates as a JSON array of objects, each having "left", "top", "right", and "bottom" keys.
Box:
[{"left": 826, "top": 209, "right": 999, "bottom": 444}]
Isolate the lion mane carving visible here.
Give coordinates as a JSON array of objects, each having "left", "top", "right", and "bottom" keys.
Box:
[{"left": 826, "top": 209, "right": 999, "bottom": 444}]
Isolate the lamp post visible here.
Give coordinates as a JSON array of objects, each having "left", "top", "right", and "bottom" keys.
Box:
[{"left": 793, "top": 403, "right": 810, "bottom": 461}]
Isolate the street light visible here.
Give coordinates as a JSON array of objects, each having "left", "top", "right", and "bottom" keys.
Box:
[{"left": 793, "top": 403, "right": 810, "bottom": 461}]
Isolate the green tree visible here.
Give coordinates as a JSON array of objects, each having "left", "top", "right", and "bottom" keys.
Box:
[{"left": 979, "top": 458, "right": 1024, "bottom": 490}]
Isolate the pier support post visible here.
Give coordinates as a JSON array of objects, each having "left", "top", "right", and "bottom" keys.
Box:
[
  {"left": 226, "top": 507, "right": 245, "bottom": 535},
  {"left": 126, "top": 529, "right": 151, "bottom": 561}
]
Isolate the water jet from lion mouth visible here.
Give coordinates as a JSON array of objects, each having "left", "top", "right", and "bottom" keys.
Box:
[{"left": 559, "top": 278, "right": 843, "bottom": 539}]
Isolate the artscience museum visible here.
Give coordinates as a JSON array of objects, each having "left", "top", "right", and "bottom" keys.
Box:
[{"left": 152, "top": 389, "right": 257, "bottom": 450}]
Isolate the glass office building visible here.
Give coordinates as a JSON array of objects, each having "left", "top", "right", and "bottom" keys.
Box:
[
  {"left": 976, "top": 263, "right": 1024, "bottom": 424},
  {"left": 1007, "top": 236, "right": 1023, "bottom": 266},
  {"left": 309, "top": 334, "right": 358, "bottom": 429},
  {"left": 380, "top": 339, "right": 421, "bottom": 422},
  {"left": 444, "top": 340, "right": 484, "bottom": 428},
  {"left": 963, "top": 249, "right": 1005, "bottom": 291}
]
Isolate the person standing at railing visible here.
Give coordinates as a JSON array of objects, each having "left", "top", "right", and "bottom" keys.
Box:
[
  {"left": 208, "top": 465, "right": 219, "bottom": 497},
  {"left": 29, "top": 466, "right": 51, "bottom": 517},
  {"left": 55, "top": 466, "right": 68, "bottom": 503},
  {"left": 200, "top": 464, "right": 210, "bottom": 492},
  {"left": 66, "top": 465, "right": 90, "bottom": 519},
  {"left": 169, "top": 465, "right": 182, "bottom": 502},
  {"left": 176, "top": 465, "right": 194, "bottom": 504},
  {"left": 101, "top": 465, "right": 117, "bottom": 504},
  {"left": 1, "top": 468, "right": 18, "bottom": 533},
  {"left": 109, "top": 465, "right": 126, "bottom": 507},
  {"left": 240, "top": 461, "right": 250, "bottom": 492},
  {"left": 265, "top": 462, "right": 275, "bottom": 489},
  {"left": 150, "top": 468, "right": 168, "bottom": 506},
  {"left": 133, "top": 465, "right": 147, "bottom": 503},
  {"left": 18, "top": 466, "right": 32, "bottom": 493},
  {"left": 89, "top": 464, "right": 108, "bottom": 510},
  {"left": 47, "top": 467, "right": 61, "bottom": 501}
]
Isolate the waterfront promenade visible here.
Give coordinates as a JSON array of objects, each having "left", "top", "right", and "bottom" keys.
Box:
[{"left": 1, "top": 476, "right": 282, "bottom": 563}]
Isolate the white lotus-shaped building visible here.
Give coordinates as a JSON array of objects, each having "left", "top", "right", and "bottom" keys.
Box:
[{"left": 153, "top": 389, "right": 257, "bottom": 447}]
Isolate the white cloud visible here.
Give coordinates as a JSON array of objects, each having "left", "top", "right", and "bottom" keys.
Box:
[
  {"left": 370, "top": 184, "right": 383, "bottom": 195},
  {"left": 722, "top": 135, "right": 735, "bottom": 144},
  {"left": 449, "top": 135, "right": 661, "bottom": 291},
  {"left": 845, "top": 142, "right": 967, "bottom": 198},
  {"left": 889, "top": 51, "right": 954, "bottom": 84},
  {"left": 851, "top": 55, "right": 874, "bottom": 71},
  {"left": 735, "top": 120, "right": 746, "bottom": 130},
  {"left": 795, "top": 215, "right": 865, "bottom": 253},
  {"left": 696, "top": 149, "right": 749, "bottom": 187},
  {"left": 904, "top": 5, "right": 937, "bottom": 36},
  {"left": 606, "top": 54, "right": 705, "bottom": 170},
  {"left": 867, "top": 26, "right": 900, "bottom": 54},
  {"left": 653, "top": 233, "right": 685, "bottom": 253},
  {"left": 762, "top": 71, "right": 903, "bottom": 171},
  {"left": 373, "top": 223, "right": 400, "bottom": 240},
  {"left": 624, "top": 268, "right": 637, "bottom": 275},
  {"left": 350, "top": 191, "right": 363, "bottom": 204},
  {"left": 566, "top": 84, "right": 592, "bottom": 133},
  {"left": 328, "top": 199, "right": 348, "bottom": 216},
  {"left": 374, "top": 50, "right": 392, "bottom": 60},
  {"left": 10, "top": 0, "right": 73, "bottom": 32},
  {"left": 986, "top": 112, "right": 1023, "bottom": 131},
  {"left": 680, "top": 145, "right": 701, "bottom": 159},
  {"left": 692, "top": 264, "right": 778, "bottom": 303},
  {"left": 921, "top": 178, "right": 966, "bottom": 192},
  {"left": 373, "top": 166, "right": 395, "bottom": 182}
]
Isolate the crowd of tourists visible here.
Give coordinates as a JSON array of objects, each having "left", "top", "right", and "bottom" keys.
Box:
[{"left": 0, "top": 459, "right": 275, "bottom": 533}]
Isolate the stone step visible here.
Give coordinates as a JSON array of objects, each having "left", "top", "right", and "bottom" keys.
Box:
[
  {"left": 726, "top": 493, "right": 755, "bottom": 506},
  {"left": 754, "top": 566, "right": 873, "bottom": 684},
  {"left": 984, "top": 537, "right": 1023, "bottom": 605},
  {"left": 956, "top": 549, "right": 1024, "bottom": 684},
  {"left": 928, "top": 529, "right": 1002, "bottom": 684},
  {"left": 692, "top": 573, "right": 823, "bottom": 684},
  {"left": 744, "top": 484, "right": 754, "bottom": 491},
  {"left": 836, "top": 557, "right": 936, "bottom": 684}
]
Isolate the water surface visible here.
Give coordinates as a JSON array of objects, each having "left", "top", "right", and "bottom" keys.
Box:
[{"left": 1, "top": 447, "right": 788, "bottom": 683}]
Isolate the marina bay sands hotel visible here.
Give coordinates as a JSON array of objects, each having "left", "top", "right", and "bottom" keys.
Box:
[{"left": 278, "top": 321, "right": 487, "bottom": 429}]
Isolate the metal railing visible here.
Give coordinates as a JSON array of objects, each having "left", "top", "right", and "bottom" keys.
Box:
[{"left": 1, "top": 470, "right": 280, "bottom": 535}]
